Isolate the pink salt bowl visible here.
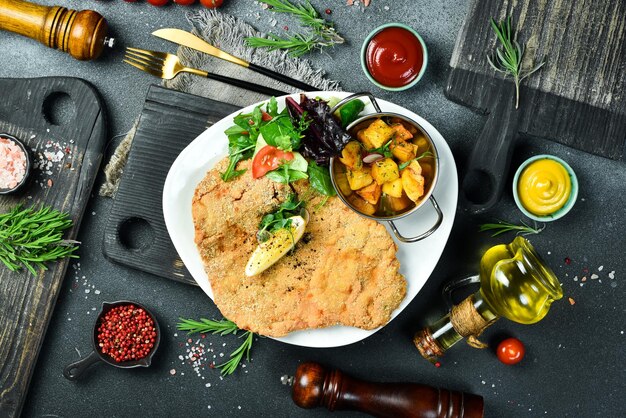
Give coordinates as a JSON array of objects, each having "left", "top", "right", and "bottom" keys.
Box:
[{"left": 0, "top": 134, "right": 31, "bottom": 194}]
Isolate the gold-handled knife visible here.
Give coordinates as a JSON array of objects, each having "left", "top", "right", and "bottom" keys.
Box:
[{"left": 152, "top": 28, "right": 319, "bottom": 92}]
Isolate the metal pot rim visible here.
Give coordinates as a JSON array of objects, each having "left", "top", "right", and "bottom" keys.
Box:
[{"left": 331, "top": 112, "right": 440, "bottom": 221}]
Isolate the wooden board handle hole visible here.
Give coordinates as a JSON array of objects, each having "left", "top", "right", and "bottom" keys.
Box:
[
  {"left": 42, "top": 91, "right": 76, "bottom": 126},
  {"left": 118, "top": 217, "right": 155, "bottom": 251},
  {"left": 462, "top": 169, "right": 495, "bottom": 206}
]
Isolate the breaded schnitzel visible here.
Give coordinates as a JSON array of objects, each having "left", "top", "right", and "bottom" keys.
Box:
[{"left": 192, "top": 158, "right": 406, "bottom": 337}]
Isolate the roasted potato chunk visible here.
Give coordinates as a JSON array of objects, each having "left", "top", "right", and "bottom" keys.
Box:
[
  {"left": 420, "top": 161, "right": 434, "bottom": 181},
  {"left": 413, "top": 134, "right": 429, "bottom": 154},
  {"left": 390, "top": 141, "right": 417, "bottom": 163},
  {"left": 339, "top": 141, "right": 363, "bottom": 170},
  {"left": 356, "top": 129, "right": 375, "bottom": 149},
  {"left": 334, "top": 170, "right": 353, "bottom": 196},
  {"left": 359, "top": 119, "right": 395, "bottom": 149},
  {"left": 346, "top": 167, "right": 373, "bottom": 190},
  {"left": 401, "top": 160, "right": 425, "bottom": 202},
  {"left": 382, "top": 178, "right": 403, "bottom": 198},
  {"left": 356, "top": 182, "right": 382, "bottom": 205},
  {"left": 348, "top": 194, "right": 377, "bottom": 215},
  {"left": 385, "top": 194, "right": 413, "bottom": 212},
  {"left": 371, "top": 158, "right": 399, "bottom": 185},
  {"left": 391, "top": 123, "right": 414, "bottom": 142}
]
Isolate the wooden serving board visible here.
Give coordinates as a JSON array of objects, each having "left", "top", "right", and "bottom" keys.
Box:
[
  {"left": 447, "top": 0, "right": 626, "bottom": 213},
  {"left": 102, "top": 85, "right": 239, "bottom": 285},
  {"left": 0, "top": 77, "right": 106, "bottom": 417}
]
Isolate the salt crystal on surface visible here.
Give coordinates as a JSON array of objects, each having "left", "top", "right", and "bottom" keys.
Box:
[
  {"left": 591, "top": 274, "right": 599, "bottom": 280},
  {"left": 609, "top": 271, "right": 616, "bottom": 279},
  {"left": 169, "top": 369, "right": 176, "bottom": 375},
  {"left": 598, "top": 266, "right": 604, "bottom": 271}
]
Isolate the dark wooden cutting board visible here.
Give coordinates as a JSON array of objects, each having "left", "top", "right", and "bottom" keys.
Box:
[
  {"left": 102, "top": 85, "right": 239, "bottom": 285},
  {"left": 447, "top": 0, "right": 626, "bottom": 213},
  {"left": 0, "top": 77, "right": 106, "bottom": 417}
]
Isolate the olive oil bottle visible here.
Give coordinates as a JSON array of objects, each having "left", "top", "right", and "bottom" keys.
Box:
[{"left": 414, "top": 237, "right": 563, "bottom": 363}]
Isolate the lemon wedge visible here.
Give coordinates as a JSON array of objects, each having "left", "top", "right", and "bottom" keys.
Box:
[{"left": 245, "top": 215, "right": 306, "bottom": 277}]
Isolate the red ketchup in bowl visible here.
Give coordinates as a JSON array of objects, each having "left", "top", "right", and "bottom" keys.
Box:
[{"left": 365, "top": 27, "right": 424, "bottom": 88}]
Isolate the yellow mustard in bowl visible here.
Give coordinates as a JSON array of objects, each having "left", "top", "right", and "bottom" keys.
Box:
[{"left": 517, "top": 158, "right": 571, "bottom": 216}]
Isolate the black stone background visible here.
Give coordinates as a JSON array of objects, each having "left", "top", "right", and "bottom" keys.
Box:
[{"left": 1, "top": 1, "right": 624, "bottom": 417}]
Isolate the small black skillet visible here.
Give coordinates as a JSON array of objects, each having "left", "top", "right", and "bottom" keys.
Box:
[{"left": 63, "top": 300, "right": 160, "bottom": 381}]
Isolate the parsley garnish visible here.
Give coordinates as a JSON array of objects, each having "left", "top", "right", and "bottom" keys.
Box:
[{"left": 257, "top": 194, "right": 303, "bottom": 242}]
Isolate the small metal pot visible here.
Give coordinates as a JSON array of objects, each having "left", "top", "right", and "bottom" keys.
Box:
[
  {"left": 63, "top": 300, "right": 160, "bottom": 380},
  {"left": 329, "top": 92, "right": 443, "bottom": 243}
]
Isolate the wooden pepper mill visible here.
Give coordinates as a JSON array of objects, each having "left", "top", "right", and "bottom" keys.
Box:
[
  {"left": 0, "top": 0, "right": 114, "bottom": 60},
  {"left": 283, "top": 362, "right": 484, "bottom": 418}
]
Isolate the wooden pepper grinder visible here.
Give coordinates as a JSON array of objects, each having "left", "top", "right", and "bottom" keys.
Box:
[
  {"left": 283, "top": 362, "right": 484, "bottom": 418},
  {"left": 0, "top": 0, "right": 114, "bottom": 60}
]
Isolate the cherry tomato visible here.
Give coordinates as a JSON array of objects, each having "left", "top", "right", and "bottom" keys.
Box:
[
  {"left": 252, "top": 146, "right": 294, "bottom": 179},
  {"left": 174, "top": 0, "right": 196, "bottom": 4},
  {"left": 497, "top": 338, "right": 525, "bottom": 365},
  {"left": 200, "top": 0, "right": 224, "bottom": 8},
  {"left": 147, "top": 0, "right": 170, "bottom": 6}
]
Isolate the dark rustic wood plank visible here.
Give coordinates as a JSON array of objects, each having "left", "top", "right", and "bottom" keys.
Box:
[
  {"left": 0, "top": 77, "right": 106, "bottom": 417},
  {"left": 102, "top": 85, "right": 239, "bottom": 284},
  {"left": 447, "top": 0, "right": 626, "bottom": 160}
]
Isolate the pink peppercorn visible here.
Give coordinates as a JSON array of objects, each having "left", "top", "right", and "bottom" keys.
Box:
[{"left": 97, "top": 304, "right": 157, "bottom": 363}]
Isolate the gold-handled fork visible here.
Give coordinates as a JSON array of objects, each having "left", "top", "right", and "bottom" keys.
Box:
[{"left": 123, "top": 47, "right": 287, "bottom": 97}]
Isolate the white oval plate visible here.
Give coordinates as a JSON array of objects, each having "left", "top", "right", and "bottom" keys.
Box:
[{"left": 163, "top": 92, "right": 458, "bottom": 348}]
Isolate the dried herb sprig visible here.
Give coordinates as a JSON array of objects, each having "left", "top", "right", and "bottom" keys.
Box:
[
  {"left": 479, "top": 220, "right": 545, "bottom": 237},
  {"left": 246, "top": 0, "right": 344, "bottom": 56},
  {"left": 246, "top": 33, "right": 329, "bottom": 57},
  {"left": 177, "top": 318, "right": 255, "bottom": 376},
  {"left": 487, "top": 16, "right": 545, "bottom": 109},
  {"left": 0, "top": 205, "right": 79, "bottom": 275}
]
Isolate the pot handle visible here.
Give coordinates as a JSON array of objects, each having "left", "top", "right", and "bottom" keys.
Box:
[
  {"left": 63, "top": 350, "right": 102, "bottom": 381},
  {"left": 387, "top": 196, "right": 443, "bottom": 243},
  {"left": 329, "top": 92, "right": 382, "bottom": 114}
]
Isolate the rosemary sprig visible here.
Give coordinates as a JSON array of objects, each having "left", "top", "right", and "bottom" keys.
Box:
[
  {"left": 177, "top": 318, "right": 255, "bottom": 376},
  {"left": 246, "top": 0, "right": 344, "bottom": 56},
  {"left": 0, "top": 205, "right": 79, "bottom": 275},
  {"left": 479, "top": 220, "right": 545, "bottom": 237},
  {"left": 486, "top": 16, "right": 545, "bottom": 109},
  {"left": 246, "top": 33, "right": 323, "bottom": 57}
]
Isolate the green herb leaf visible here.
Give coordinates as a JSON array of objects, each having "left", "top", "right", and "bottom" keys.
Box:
[
  {"left": 368, "top": 140, "right": 394, "bottom": 158},
  {"left": 265, "top": 165, "right": 309, "bottom": 184},
  {"left": 176, "top": 317, "right": 254, "bottom": 376},
  {"left": 266, "top": 97, "right": 279, "bottom": 117},
  {"left": 338, "top": 99, "right": 365, "bottom": 128},
  {"left": 398, "top": 151, "right": 434, "bottom": 170},
  {"left": 259, "top": 116, "right": 301, "bottom": 151},
  {"left": 0, "top": 205, "right": 79, "bottom": 275},
  {"left": 479, "top": 220, "right": 545, "bottom": 237},
  {"left": 245, "top": 0, "right": 344, "bottom": 56},
  {"left": 487, "top": 16, "right": 545, "bottom": 109},
  {"left": 307, "top": 161, "right": 336, "bottom": 196},
  {"left": 259, "top": 194, "right": 303, "bottom": 235},
  {"left": 220, "top": 134, "right": 256, "bottom": 181},
  {"left": 224, "top": 125, "right": 248, "bottom": 136},
  {"left": 218, "top": 331, "right": 254, "bottom": 376}
]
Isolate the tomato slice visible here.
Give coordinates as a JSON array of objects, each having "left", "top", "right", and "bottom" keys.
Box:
[
  {"left": 261, "top": 111, "right": 273, "bottom": 122},
  {"left": 252, "top": 146, "right": 294, "bottom": 179}
]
